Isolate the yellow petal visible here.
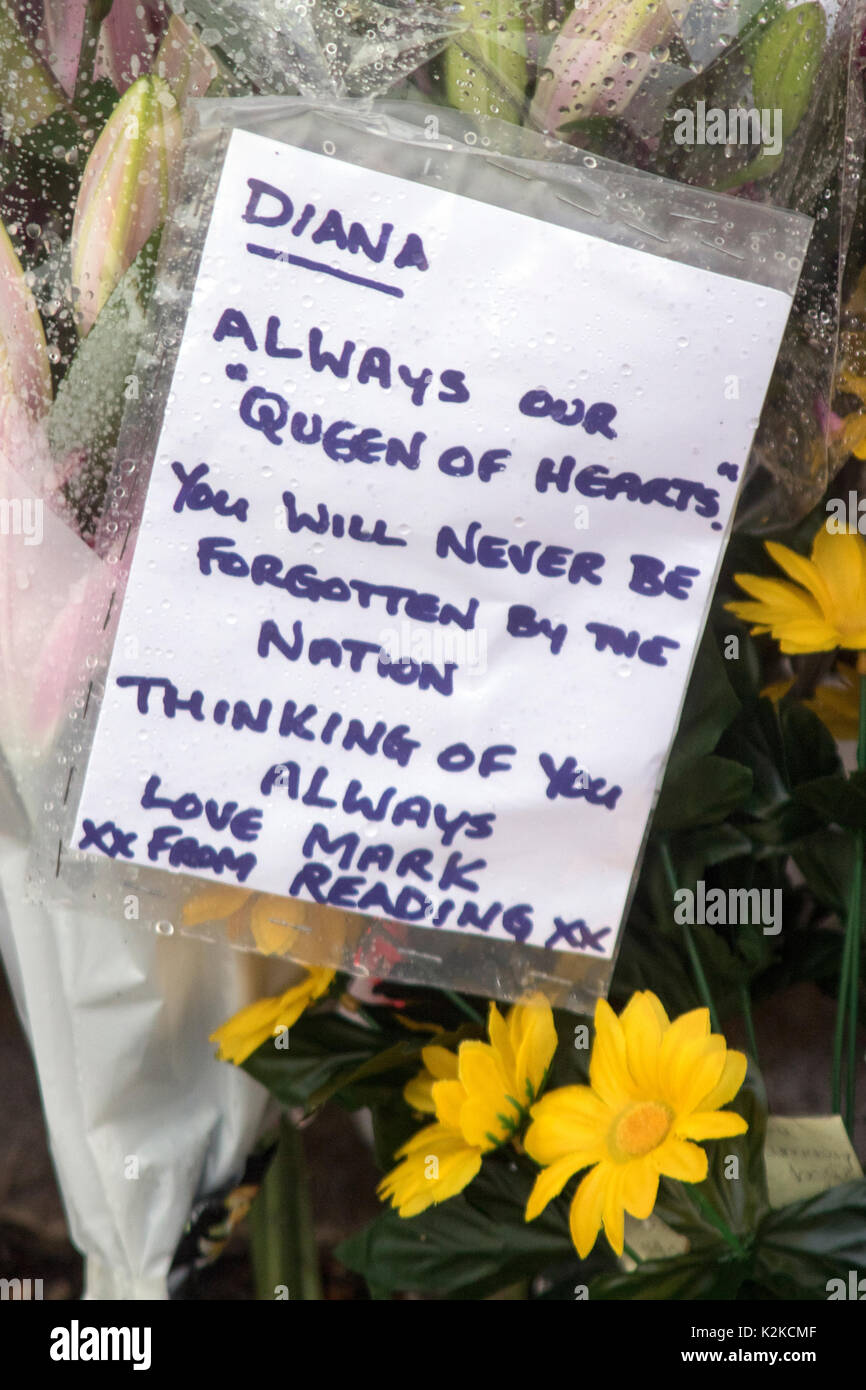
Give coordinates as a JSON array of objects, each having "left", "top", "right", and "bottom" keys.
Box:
[
  {"left": 675, "top": 1110, "right": 748, "bottom": 1141},
  {"left": 621, "top": 1156, "right": 659, "bottom": 1221},
  {"left": 403, "top": 1071, "right": 436, "bottom": 1114},
  {"left": 394, "top": 1121, "right": 448, "bottom": 1159},
  {"left": 421, "top": 1044, "right": 459, "bottom": 1080},
  {"left": 602, "top": 1167, "right": 626, "bottom": 1256},
  {"left": 488, "top": 1002, "right": 516, "bottom": 1076},
  {"left": 764, "top": 540, "right": 834, "bottom": 613},
  {"left": 620, "top": 992, "right": 664, "bottom": 1094},
  {"left": 697, "top": 1050, "right": 747, "bottom": 1112},
  {"left": 728, "top": 572, "right": 823, "bottom": 622},
  {"left": 589, "top": 998, "right": 637, "bottom": 1108},
  {"left": 511, "top": 994, "right": 558, "bottom": 1103},
  {"left": 569, "top": 1163, "right": 609, "bottom": 1258},
  {"left": 432, "top": 1078, "right": 467, "bottom": 1131},
  {"left": 457, "top": 1042, "right": 516, "bottom": 1148},
  {"left": 667, "top": 1037, "right": 727, "bottom": 1115},
  {"left": 811, "top": 527, "right": 866, "bottom": 642},
  {"left": 209, "top": 968, "right": 334, "bottom": 1065},
  {"left": 378, "top": 1125, "right": 482, "bottom": 1217},
  {"left": 525, "top": 1152, "right": 594, "bottom": 1221},
  {"left": 653, "top": 1135, "right": 708, "bottom": 1184},
  {"left": 657, "top": 1009, "right": 710, "bottom": 1095},
  {"left": 524, "top": 1086, "right": 609, "bottom": 1165}
]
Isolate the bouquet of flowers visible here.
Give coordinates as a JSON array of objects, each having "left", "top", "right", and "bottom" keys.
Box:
[{"left": 1, "top": 0, "right": 865, "bottom": 1304}]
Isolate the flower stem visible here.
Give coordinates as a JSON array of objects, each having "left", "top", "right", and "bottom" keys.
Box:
[
  {"left": 659, "top": 840, "right": 720, "bottom": 1031},
  {"left": 739, "top": 982, "right": 760, "bottom": 1066},
  {"left": 832, "top": 660, "right": 866, "bottom": 1135},
  {"left": 441, "top": 989, "right": 484, "bottom": 1025},
  {"left": 832, "top": 914, "right": 854, "bottom": 1112},
  {"left": 623, "top": 1242, "right": 643, "bottom": 1265},
  {"left": 689, "top": 1187, "right": 747, "bottom": 1259}
]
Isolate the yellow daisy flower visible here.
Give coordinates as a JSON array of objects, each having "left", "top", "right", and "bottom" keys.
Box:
[
  {"left": 725, "top": 527, "right": 866, "bottom": 655},
  {"left": 209, "top": 967, "right": 335, "bottom": 1065},
  {"left": 524, "top": 991, "right": 747, "bottom": 1258},
  {"left": 379, "top": 993, "right": 557, "bottom": 1217}
]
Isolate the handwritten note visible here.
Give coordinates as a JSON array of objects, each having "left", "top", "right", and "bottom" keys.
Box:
[
  {"left": 73, "top": 127, "right": 795, "bottom": 958},
  {"left": 764, "top": 1116, "right": 863, "bottom": 1208}
]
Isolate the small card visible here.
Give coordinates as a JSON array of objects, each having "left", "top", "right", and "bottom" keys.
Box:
[{"left": 72, "top": 126, "right": 796, "bottom": 959}]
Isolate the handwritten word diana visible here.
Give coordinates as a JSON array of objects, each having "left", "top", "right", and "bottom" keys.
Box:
[{"left": 241, "top": 177, "right": 429, "bottom": 298}]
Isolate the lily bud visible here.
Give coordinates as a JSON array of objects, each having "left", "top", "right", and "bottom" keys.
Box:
[
  {"left": 0, "top": 220, "right": 52, "bottom": 456},
  {"left": 530, "top": 0, "right": 678, "bottom": 137},
  {"left": 441, "top": 0, "right": 529, "bottom": 125},
  {"left": 70, "top": 73, "right": 180, "bottom": 336}
]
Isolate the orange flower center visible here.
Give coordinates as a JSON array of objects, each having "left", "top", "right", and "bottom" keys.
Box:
[{"left": 611, "top": 1101, "right": 673, "bottom": 1160}]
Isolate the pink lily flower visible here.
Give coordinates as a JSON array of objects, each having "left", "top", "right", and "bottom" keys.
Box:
[
  {"left": 70, "top": 73, "right": 181, "bottom": 336},
  {"left": 41, "top": 0, "right": 87, "bottom": 97},
  {"left": 41, "top": 0, "right": 170, "bottom": 97},
  {"left": 94, "top": 0, "right": 171, "bottom": 94},
  {"left": 530, "top": 0, "right": 681, "bottom": 136},
  {"left": 0, "top": 220, "right": 53, "bottom": 460}
]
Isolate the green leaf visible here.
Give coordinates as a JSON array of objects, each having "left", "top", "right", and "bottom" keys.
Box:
[
  {"left": 779, "top": 702, "right": 842, "bottom": 786},
  {"left": 668, "top": 825, "right": 754, "bottom": 885},
  {"left": 248, "top": 1116, "right": 321, "bottom": 1301},
  {"left": 337, "top": 1158, "right": 574, "bottom": 1299},
  {"left": 370, "top": 1091, "right": 420, "bottom": 1171},
  {"left": 720, "top": 698, "right": 789, "bottom": 817},
  {"left": 794, "top": 772, "right": 866, "bottom": 830},
  {"left": 47, "top": 228, "right": 161, "bottom": 532},
  {"left": 306, "top": 1024, "right": 473, "bottom": 1110},
  {"left": 654, "top": 756, "right": 753, "bottom": 833},
  {"left": 791, "top": 827, "right": 854, "bottom": 914},
  {"left": 671, "top": 637, "right": 741, "bottom": 768},
  {"left": 242, "top": 1011, "right": 474, "bottom": 1114},
  {"left": 242, "top": 1013, "right": 388, "bottom": 1110},
  {"left": 589, "top": 1249, "right": 752, "bottom": 1300},
  {"left": 72, "top": 76, "right": 120, "bottom": 129},
  {"left": 718, "top": 1, "right": 827, "bottom": 190},
  {"left": 754, "top": 1178, "right": 866, "bottom": 1299},
  {"left": 752, "top": 3, "right": 825, "bottom": 141}
]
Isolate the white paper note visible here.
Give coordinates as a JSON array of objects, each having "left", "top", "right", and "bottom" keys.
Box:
[{"left": 73, "top": 127, "right": 795, "bottom": 959}]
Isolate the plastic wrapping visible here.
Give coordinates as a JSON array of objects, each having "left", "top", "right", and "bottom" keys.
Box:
[{"left": 29, "top": 94, "right": 810, "bottom": 1015}]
